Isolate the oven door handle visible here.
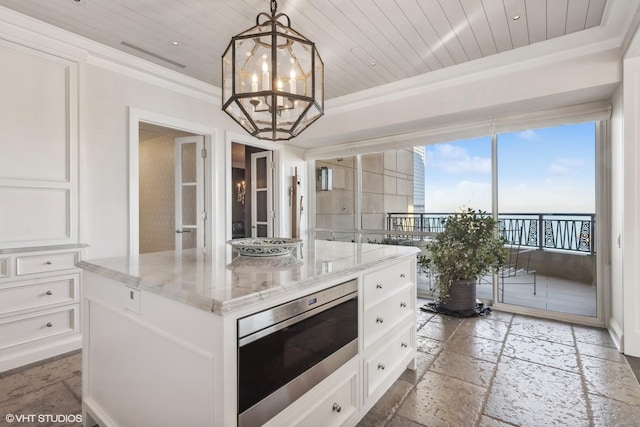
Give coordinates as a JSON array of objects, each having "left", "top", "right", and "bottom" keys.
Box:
[{"left": 238, "top": 292, "right": 356, "bottom": 347}]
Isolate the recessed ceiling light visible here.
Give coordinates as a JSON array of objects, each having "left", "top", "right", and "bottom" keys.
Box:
[
  {"left": 170, "top": 41, "right": 180, "bottom": 46},
  {"left": 513, "top": 15, "right": 521, "bottom": 20},
  {"left": 370, "top": 62, "right": 376, "bottom": 67}
]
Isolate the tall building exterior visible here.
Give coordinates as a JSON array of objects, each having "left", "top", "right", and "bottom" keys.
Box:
[{"left": 413, "top": 146, "right": 425, "bottom": 212}]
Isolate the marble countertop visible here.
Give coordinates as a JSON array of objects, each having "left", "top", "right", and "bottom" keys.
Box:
[
  {"left": 0, "top": 243, "right": 89, "bottom": 255},
  {"left": 78, "top": 240, "right": 419, "bottom": 315}
]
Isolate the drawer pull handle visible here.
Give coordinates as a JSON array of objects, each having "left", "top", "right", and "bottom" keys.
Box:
[
  {"left": 401, "top": 342, "right": 408, "bottom": 348},
  {"left": 46, "top": 291, "right": 53, "bottom": 296},
  {"left": 332, "top": 403, "right": 342, "bottom": 413},
  {"left": 400, "top": 302, "right": 407, "bottom": 308},
  {"left": 400, "top": 273, "right": 406, "bottom": 278},
  {"left": 376, "top": 284, "right": 382, "bottom": 289},
  {"left": 376, "top": 317, "right": 384, "bottom": 324},
  {"left": 378, "top": 363, "right": 385, "bottom": 370},
  {"left": 45, "top": 261, "right": 53, "bottom": 265},
  {"left": 46, "top": 322, "right": 53, "bottom": 328}
]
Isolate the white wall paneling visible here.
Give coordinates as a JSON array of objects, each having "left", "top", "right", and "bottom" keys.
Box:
[{"left": 0, "top": 39, "right": 78, "bottom": 249}]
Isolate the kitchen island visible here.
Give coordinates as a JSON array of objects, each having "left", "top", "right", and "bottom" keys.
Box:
[{"left": 79, "top": 240, "right": 419, "bottom": 427}]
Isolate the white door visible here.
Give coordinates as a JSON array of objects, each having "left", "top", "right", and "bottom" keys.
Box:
[
  {"left": 251, "top": 151, "right": 273, "bottom": 238},
  {"left": 175, "top": 136, "right": 205, "bottom": 250}
]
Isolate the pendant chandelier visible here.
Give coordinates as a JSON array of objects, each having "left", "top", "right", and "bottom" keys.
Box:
[{"left": 222, "top": 0, "right": 324, "bottom": 141}]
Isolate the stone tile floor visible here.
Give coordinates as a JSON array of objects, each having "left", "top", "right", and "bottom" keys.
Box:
[
  {"left": 0, "top": 350, "right": 82, "bottom": 426},
  {"left": 359, "top": 301, "right": 640, "bottom": 427},
  {"left": 1, "top": 303, "right": 640, "bottom": 427}
]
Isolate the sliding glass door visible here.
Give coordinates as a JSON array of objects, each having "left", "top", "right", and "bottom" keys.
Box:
[
  {"left": 312, "top": 120, "right": 601, "bottom": 322},
  {"left": 495, "top": 123, "right": 597, "bottom": 317}
]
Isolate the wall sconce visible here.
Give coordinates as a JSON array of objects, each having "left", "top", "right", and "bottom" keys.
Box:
[
  {"left": 237, "top": 180, "right": 246, "bottom": 204},
  {"left": 319, "top": 166, "right": 332, "bottom": 191}
]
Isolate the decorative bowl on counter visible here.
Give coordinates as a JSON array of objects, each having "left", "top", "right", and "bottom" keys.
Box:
[
  {"left": 227, "top": 254, "right": 303, "bottom": 272},
  {"left": 227, "top": 237, "right": 302, "bottom": 257}
]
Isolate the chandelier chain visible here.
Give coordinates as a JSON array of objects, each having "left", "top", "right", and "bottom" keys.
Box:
[{"left": 270, "top": 0, "right": 278, "bottom": 16}]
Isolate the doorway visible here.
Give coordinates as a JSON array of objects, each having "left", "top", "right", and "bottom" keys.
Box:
[
  {"left": 231, "top": 142, "right": 274, "bottom": 239},
  {"left": 138, "top": 122, "right": 205, "bottom": 253},
  {"left": 492, "top": 122, "right": 598, "bottom": 318}
]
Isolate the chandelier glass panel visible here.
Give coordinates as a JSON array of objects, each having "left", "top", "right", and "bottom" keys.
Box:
[{"left": 222, "top": 1, "right": 324, "bottom": 141}]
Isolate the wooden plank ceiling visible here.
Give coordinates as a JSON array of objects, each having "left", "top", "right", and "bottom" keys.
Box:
[{"left": 0, "top": 0, "right": 607, "bottom": 100}]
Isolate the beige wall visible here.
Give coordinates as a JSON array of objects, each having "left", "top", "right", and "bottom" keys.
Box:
[{"left": 139, "top": 135, "right": 175, "bottom": 253}]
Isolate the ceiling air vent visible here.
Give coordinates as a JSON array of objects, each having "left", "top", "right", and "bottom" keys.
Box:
[{"left": 120, "top": 41, "right": 186, "bottom": 69}]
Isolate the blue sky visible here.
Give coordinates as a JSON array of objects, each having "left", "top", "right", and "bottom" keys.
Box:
[{"left": 424, "top": 122, "right": 596, "bottom": 213}]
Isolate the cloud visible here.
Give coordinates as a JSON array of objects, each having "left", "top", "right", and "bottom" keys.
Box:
[
  {"left": 548, "top": 158, "right": 587, "bottom": 175},
  {"left": 426, "top": 144, "right": 491, "bottom": 174},
  {"left": 518, "top": 129, "right": 539, "bottom": 140},
  {"left": 425, "top": 180, "right": 492, "bottom": 212}
]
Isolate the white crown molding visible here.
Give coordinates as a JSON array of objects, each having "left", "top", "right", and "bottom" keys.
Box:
[
  {"left": 325, "top": 1, "right": 638, "bottom": 116},
  {"left": 326, "top": 31, "right": 621, "bottom": 116},
  {"left": 0, "top": 5, "right": 221, "bottom": 105},
  {"left": 0, "top": 2, "right": 636, "bottom": 116},
  {"left": 303, "top": 100, "right": 613, "bottom": 160}
]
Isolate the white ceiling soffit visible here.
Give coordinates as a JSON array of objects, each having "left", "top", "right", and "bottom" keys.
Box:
[{"left": 0, "top": 0, "right": 621, "bottom": 101}]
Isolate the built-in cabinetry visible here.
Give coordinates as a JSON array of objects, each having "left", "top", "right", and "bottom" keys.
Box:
[
  {"left": 0, "top": 245, "right": 84, "bottom": 372},
  {"left": 0, "top": 36, "right": 82, "bottom": 372},
  {"left": 361, "top": 259, "right": 416, "bottom": 410},
  {"left": 265, "top": 258, "right": 416, "bottom": 427},
  {"left": 79, "top": 244, "right": 417, "bottom": 427}
]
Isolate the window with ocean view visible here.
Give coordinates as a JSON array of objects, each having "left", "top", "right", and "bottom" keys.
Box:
[
  {"left": 313, "top": 121, "right": 600, "bottom": 320},
  {"left": 495, "top": 122, "right": 596, "bottom": 316}
]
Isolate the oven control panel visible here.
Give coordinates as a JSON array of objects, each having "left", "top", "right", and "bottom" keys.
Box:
[{"left": 238, "top": 279, "right": 358, "bottom": 340}]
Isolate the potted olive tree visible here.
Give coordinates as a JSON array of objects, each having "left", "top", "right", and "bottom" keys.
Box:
[{"left": 429, "top": 208, "right": 508, "bottom": 316}]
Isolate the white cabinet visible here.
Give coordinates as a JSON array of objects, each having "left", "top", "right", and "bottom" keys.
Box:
[
  {"left": 265, "top": 359, "right": 360, "bottom": 427},
  {"left": 364, "top": 324, "right": 414, "bottom": 398},
  {"left": 361, "top": 259, "right": 417, "bottom": 411},
  {"left": 0, "top": 247, "right": 83, "bottom": 372},
  {"left": 81, "top": 252, "right": 417, "bottom": 427},
  {"left": 0, "top": 26, "right": 82, "bottom": 373}
]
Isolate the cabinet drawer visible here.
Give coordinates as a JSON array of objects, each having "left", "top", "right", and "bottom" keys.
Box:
[
  {"left": 293, "top": 371, "right": 357, "bottom": 427},
  {"left": 363, "top": 285, "right": 413, "bottom": 348},
  {"left": 365, "top": 325, "right": 414, "bottom": 398},
  {"left": 0, "top": 275, "right": 78, "bottom": 316},
  {"left": 0, "top": 306, "right": 78, "bottom": 350},
  {"left": 16, "top": 252, "right": 79, "bottom": 275},
  {"left": 363, "top": 259, "right": 412, "bottom": 307}
]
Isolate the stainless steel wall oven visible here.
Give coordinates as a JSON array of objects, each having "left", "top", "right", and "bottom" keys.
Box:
[{"left": 237, "top": 279, "right": 358, "bottom": 427}]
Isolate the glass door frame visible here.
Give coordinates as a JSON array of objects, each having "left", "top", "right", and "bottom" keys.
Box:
[
  {"left": 486, "top": 121, "right": 606, "bottom": 327},
  {"left": 308, "top": 120, "right": 608, "bottom": 327}
]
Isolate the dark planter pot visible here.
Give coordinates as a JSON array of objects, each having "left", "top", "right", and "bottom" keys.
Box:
[{"left": 441, "top": 279, "right": 477, "bottom": 313}]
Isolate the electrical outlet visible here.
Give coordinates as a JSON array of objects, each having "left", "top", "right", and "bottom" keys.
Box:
[{"left": 124, "top": 286, "right": 141, "bottom": 314}]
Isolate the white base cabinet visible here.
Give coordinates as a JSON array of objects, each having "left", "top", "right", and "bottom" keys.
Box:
[
  {"left": 0, "top": 246, "right": 84, "bottom": 372},
  {"left": 264, "top": 359, "right": 360, "bottom": 427},
  {"left": 82, "top": 255, "right": 417, "bottom": 427}
]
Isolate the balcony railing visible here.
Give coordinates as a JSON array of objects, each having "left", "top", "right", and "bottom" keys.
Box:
[{"left": 386, "top": 212, "right": 595, "bottom": 254}]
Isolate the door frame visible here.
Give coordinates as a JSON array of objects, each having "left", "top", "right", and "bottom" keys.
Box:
[
  {"left": 250, "top": 150, "right": 273, "bottom": 237},
  {"left": 488, "top": 122, "right": 606, "bottom": 327},
  {"left": 225, "top": 131, "right": 282, "bottom": 241},
  {"left": 128, "top": 108, "right": 220, "bottom": 256},
  {"left": 174, "top": 135, "right": 205, "bottom": 251}
]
